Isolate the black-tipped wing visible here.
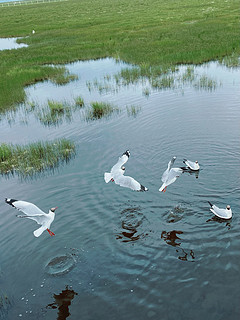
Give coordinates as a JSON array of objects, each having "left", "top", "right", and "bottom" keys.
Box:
[
  {"left": 114, "top": 175, "right": 147, "bottom": 191},
  {"left": 5, "top": 198, "right": 46, "bottom": 216}
]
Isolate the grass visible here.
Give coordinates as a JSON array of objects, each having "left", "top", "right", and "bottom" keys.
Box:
[
  {"left": 126, "top": 105, "right": 141, "bottom": 117},
  {"left": 86, "top": 102, "right": 119, "bottom": 120},
  {"left": 0, "top": 139, "right": 76, "bottom": 177},
  {"left": 0, "top": 0, "right": 239, "bottom": 111}
]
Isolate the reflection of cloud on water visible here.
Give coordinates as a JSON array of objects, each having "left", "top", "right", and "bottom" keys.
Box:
[
  {"left": 47, "top": 286, "right": 78, "bottom": 320},
  {"left": 115, "top": 207, "right": 147, "bottom": 243}
]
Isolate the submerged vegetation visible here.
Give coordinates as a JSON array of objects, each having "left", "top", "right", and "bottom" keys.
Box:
[
  {"left": 0, "top": 0, "right": 239, "bottom": 111},
  {"left": 0, "top": 139, "right": 76, "bottom": 178}
]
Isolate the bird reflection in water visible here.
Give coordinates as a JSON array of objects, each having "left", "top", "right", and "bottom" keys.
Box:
[
  {"left": 161, "top": 230, "right": 183, "bottom": 247},
  {"left": 182, "top": 168, "right": 200, "bottom": 179},
  {"left": 116, "top": 207, "right": 146, "bottom": 242},
  {"left": 206, "top": 216, "right": 232, "bottom": 229},
  {"left": 47, "top": 286, "right": 78, "bottom": 320},
  {"left": 161, "top": 230, "right": 195, "bottom": 262}
]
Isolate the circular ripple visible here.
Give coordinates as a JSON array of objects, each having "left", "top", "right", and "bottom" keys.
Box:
[{"left": 45, "top": 254, "right": 76, "bottom": 276}]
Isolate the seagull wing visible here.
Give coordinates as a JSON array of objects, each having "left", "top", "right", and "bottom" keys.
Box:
[
  {"left": 162, "top": 157, "right": 177, "bottom": 182},
  {"left": 166, "top": 168, "right": 183, "bottom": 185},
  {"left": 210, "top": 205, "right": 231, "bottom": 219},
  {"left": 114, "top": 175, "right": 143, "bottom": 191},
  {"left": 111, "top": 153, "right": 129, "bottom": 174},
  {"left": 6, "top": 199, "right": 46, "bottom": 216},
  {"left": 16, "top": 214, "right": 48, "bottom": 225}
]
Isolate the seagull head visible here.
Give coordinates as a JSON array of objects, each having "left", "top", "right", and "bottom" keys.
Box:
[
  {"left": 121, "top": 166, "right": 126, "bottom": 171},
  {"left": 50, "top": 207, "right": 58, "bottom": 213},
  {"left": 195, "top": 160, "right": 198, "bottom": 164},
  {"left": 226, "top": 205, "right": 231, "bottom": 210}
]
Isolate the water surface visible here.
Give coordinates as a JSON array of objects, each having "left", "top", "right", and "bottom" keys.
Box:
[
  {"left": 0, "top": 37, "right": 28, "bottom": 51},
  {"left": 0, "top": 58, "right": 239, "bottom": 320}
]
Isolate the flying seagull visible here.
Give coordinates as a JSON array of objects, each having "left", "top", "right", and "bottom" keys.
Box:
[
  {"left": 183, "top": 159, "right": 200, "bottom": 171},
  {"left": 5, "top": 198, "right": 57, "bottom": 237},
  {"left": 159, "top": 157, "right": 183, "bottom": 192},
  {"left": 104, "top": 150, "right": 148, "bottom": 191},
  {"left": 208, "top": 201, "right": 232, "bottom": 219}
]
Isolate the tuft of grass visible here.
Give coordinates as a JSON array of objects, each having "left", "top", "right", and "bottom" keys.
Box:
[
  {"left": 49, "top": 68, "right": 78, "bottom": 85},
  {"left": 36, "top": 100, "right": 72, "bottom": 126},
  {"left": 74, "top": 96, "right": 84, "bottom": 107},
  {"left": 86, "top": 102, "right": 119, "bottom": 120},
  {"left": 0, "top": 139, "right": 76, "bottom": 178},
  {"left": 126, "top": 105, "right": 141, "bottom": 117},
  {"left": 194, "top": 75, "right": 217, "bottom": 91}
]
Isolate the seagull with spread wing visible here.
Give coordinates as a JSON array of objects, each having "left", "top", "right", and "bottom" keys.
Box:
[
  {"left": 5, "top": 198, "right": 57, "bottom": 237},
  {"left": 159, "top": 157, "right": 183, "bottom": 192},
  {"left": 104, "top": 150, "right": 148, "bottom": 192}
]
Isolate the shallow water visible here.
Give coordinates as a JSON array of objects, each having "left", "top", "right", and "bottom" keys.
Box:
[
  {"left": 0, "top": 37, "right": 28, "bottom": 51},
  {"left": 0, "top": 58, "right": 240, "bottom": 320}
]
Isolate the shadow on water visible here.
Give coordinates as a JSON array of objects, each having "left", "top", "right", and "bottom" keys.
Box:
[
  {"left": 161, "top": 230, "right": 195, "bottom": 262},
  {"left": 46, "top": 286, "right": 78, "bottom": 320},
  {"left": 206, "top": 216, "right": 232, "bottom": 230}
]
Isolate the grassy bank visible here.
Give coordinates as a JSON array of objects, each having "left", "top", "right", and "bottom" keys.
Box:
[
  {"left": 0, "top": 0, "right": 239, "bottom": 111},
  {"left": 0, "top": 139, "right": 76, "bottom": 178}
]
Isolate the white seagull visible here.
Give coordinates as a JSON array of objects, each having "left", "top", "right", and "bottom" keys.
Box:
[
  {"left": 159, "top": 157, "right": 183, "bottom": 192},
  {"left": 183, "top": 159, "right": 200, "bottom": 171},
  {"left": 208, "top": 201, "right": 232, "bottom": 219},
  {"left": 5, "top": 198, "right": 57, "bottom": 237},
  {"left": 104, "top": 150, "right": 148, "bottom": 191}
]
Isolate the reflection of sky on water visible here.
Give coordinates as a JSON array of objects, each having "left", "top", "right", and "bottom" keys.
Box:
[{"left": 0, "top": 37, "right": 28, "bottom": 51}]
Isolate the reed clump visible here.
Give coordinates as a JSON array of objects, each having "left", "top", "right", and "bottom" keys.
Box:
[
  {"left": 0, "top": 139, "right": 76, "bottom": 177},
  {"left": 86, "top": 102, "right": 119, "bottom": 120}
]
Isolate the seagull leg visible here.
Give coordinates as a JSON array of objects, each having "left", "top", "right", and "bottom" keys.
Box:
[
  {"left": 163, "top": 186, "right": 167, "bottom": 192},
  {"left": 47, "top": 228, "right": 55, "bottom": 236},
  {"left": 111, "top": 178, "right": 114, "bottom": 182}
]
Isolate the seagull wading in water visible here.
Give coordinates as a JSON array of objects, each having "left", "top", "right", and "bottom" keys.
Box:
[
  {"left": 183, "top": 159, "right": 200, "bottom": 171},
  {"left": 159, "top": 157, "right": 183, "bottom": 192},
  {"left": 104, "top": 150, "right": 148, "bottom": 191},
  {"left": 208, "top": 201, "right": 232, "bottom": 219},
  {"left": 5, "top": 198, "right": 57, "bottom": 237}
]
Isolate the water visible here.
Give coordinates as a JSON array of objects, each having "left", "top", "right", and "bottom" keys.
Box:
[
  {"left": 0, "top": 58, "right": 239, "bottom": 320},
  {"left": 0, "top": 37, "right": 28, "bottom": 51}
]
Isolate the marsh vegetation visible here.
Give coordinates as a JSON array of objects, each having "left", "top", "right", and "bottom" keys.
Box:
[
  {"left": 0, "top": 139, "right": 76, "bottom": 178},
  {"left": 0, "top": 0, "right": 239, "bottom": 111}
]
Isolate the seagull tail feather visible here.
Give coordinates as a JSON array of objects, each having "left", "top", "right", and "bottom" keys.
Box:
[
  {"left": 208, "top": 201, "right": 213, "bottom": 208},
  {"left": 33, "top": 226, "right": 45, "bottom": 238}
]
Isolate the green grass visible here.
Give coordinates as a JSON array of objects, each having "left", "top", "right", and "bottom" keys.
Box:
[
  {"left": 74, "top": 96, "right": 84, "bottom": 107},
  {"left": 86, "top": 102, "right": 119, "bottom": 120},
  {"left": 126, "top": 105, "right": 141, "bottom": 117},
  {"left": 0, "top": 139, "right": 76, "bottom": 178},
  {"left": 0, "top": 0, "right": 239, "bottom": 111}
]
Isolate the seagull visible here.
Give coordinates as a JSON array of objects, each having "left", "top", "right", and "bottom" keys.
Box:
[
  {"left": 208, "top": 201, "right": 232, "bottom": 219},
  {"left": 104, "top": 150, "right": 148, "bottom": 191},
  {"left": 32, "top": 30, "right": 35, "bottom": 34},
  {"left": 5, "top": 198, "right": 57, "bottom": 237},
  {"left": 183, "top": 159, "right": 200, "bottom": 171},
  {"left": 159, "top": 157, "right": 183, "bottom": 192}
]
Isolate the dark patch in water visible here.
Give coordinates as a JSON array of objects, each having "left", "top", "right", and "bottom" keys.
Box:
[{"left": 47, "top": 285, "right": 78, "bottom": 320}]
